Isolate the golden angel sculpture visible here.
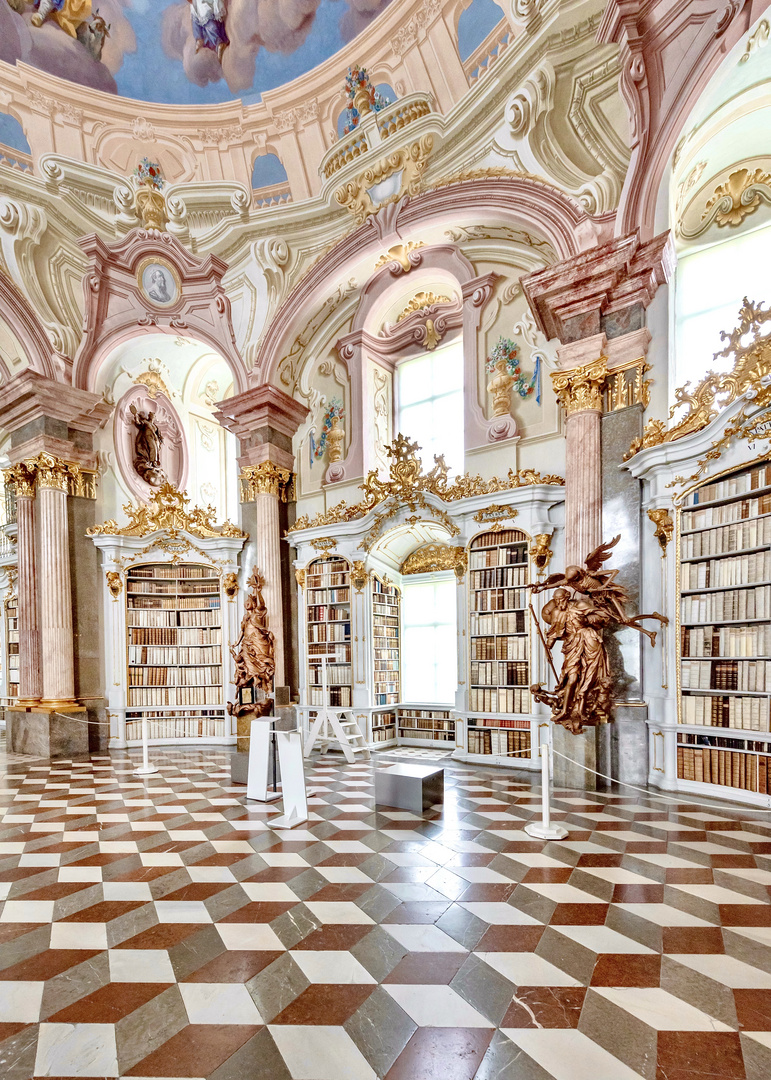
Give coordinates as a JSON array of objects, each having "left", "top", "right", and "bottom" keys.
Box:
[
  {"left": 227, "top": 567, "right": 275, "bottom": 720},
  {"left": 529, "top": 536, "right": 666, "bottom": 734}
]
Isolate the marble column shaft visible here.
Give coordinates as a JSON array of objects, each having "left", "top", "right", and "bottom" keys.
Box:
[
  {"left": 253, "top": 492, "right": 285, "bottom": 688},
  {"left": 16, "top": 494, "right": 42, "bottom": 703},
  {"left": 564, "top": 408, "right": 602, "bottom": 563},
  {"left": 37, "top": 485, "right": 75, "bottom": 705}
]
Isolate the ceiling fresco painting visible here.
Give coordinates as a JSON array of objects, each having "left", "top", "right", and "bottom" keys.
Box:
[{"left": 0, "top": 0, "right": 394, "bottom": 102}]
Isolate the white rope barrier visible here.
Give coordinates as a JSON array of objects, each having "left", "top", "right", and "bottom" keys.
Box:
[{"left": 549, "top": 746, "right": 771, "bottom": 819}]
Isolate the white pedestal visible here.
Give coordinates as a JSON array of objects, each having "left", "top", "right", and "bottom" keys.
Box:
[
  {"left": 271, "top": 730, "right": 309, "bottom": 830},
  {"left": 246, "top": 720, "right": 281, "bottom": 803}
]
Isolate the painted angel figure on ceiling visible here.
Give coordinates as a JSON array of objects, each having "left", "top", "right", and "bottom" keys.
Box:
[
  {"left": 186, "top": 0, "right": 229, "bottom": 64},
  {"left": 30, "top": 0, "right": 91, "bottom": 36}
]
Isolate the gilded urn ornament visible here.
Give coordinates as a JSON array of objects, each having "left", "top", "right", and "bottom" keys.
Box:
[{"left": 529, "top": 537, "right": 667, "bottom": 734}]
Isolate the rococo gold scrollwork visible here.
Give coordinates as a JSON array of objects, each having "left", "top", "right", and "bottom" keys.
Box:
[
  {"left": 223, "top": 572, "right": 239, "bottom": 600},
  {"left": 351, "top": 560, "right": 368, "bottom": 592},
  {"left": 473, "top": 504, "right": 519, "bottom": 524},
  {"left": 287, "top": 435, "right": 563, "bottom": 535},
  {"left": 529, "top": 532, "right": 554, "bottom": 573},
  {"left": 87, "top": 483, "right": 247, "bottom": 540},
  {"left": 105, "top": 571, "right": 123, "bottom": 600},
  {"left": 626, "top": 298, "right": 771, "bottom": 459},
  {"left": 401, "top": 544, "right": 466, "bottom": 575},
  {"left": 647, "top": 508, "right": 674, "bottom": 553},
  {"left": 335, "top": 136, "right": 433, "bottom": 224}
]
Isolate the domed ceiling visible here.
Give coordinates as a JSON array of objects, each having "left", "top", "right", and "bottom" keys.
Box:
[{"left": 0, "top": 0, "right": 394, "bottom": 103}]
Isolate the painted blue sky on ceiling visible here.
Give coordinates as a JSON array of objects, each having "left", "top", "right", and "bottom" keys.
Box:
[{"left": 0, "top": 0, "right": 400, "bottom": 105}]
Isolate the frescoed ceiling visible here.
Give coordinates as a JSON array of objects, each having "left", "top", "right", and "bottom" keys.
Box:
[{"left": 0, "top": 0, "right": 394, "bottom": 103}]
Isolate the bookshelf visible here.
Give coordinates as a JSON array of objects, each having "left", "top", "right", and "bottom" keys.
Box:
[
  {"left": 397, "top": 707, "right": 455, "bottom": 743},
  {"left": 125, "top": 562, "right": 225, "bottom": 741},
  {"left": 677, "top": 460, "right": 771, "bottom": 796},
  {"left": 371, "top": 710, "right": 396, "bottom": 743},
  {"left": 466, "top": 528, "right": 532, "bottom": 761},
  {"left": 306, "top": 555, "right": 352, "bottom": 708},
  {"left": 372, "top": 575, "right": 400, "bottom": 706},
  {"left": 5, "top": 596, "right": 18, "bottom": 699}
]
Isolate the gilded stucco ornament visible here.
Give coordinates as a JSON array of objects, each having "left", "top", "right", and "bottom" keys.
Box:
[
  {"left": 473, "top": 504, "right": 519, "bottom": 524},
  {"left": 335, "top": 136, "right": 433, "bottom": 224},
  {"left": 87, "top": 483, "right": 247, "bottom": 540},
  {"left": 288, "top": 434, "right": 563, "bottom": 534},
  {"left": 309, "top": 537, "right": 337, "bottom": 552},
  {"left": 133, "top": 369, "right": 172, "bottom": 399},
  {"left": 702, "top": 167, "right": 771, "bottom": 228},
  {"left": 647, "top": 509, "right": 674, "bottom": 553},
  {"left": 396, "top": 292, "right": 451, "bottom": 321},
  {"left": 223, "top": 572, "right": 239, "bottom": 600},
  {"left": 4, "top": 454, "right": 98, "bottom": 500},
  {"left": 529, "top": 532, "right": 554, "bottom": 573},
  {"left": 105, "top": 571, "right": 123, "bottom": 601},
  {"left": 294, "top": 568, "right": 306, "bottom": 591},
  {"left": 401, "top": 543, "right": 466, "bottom": 575},
  {"left": 551, "top": 357, "right": 608, "bottom": 416},
  {"left": 239, "top": 463, "right": 294, "bottom": 502},
  {"left": 351, "top": 560, "right": 368, "bottom": 592},
  {"left": 626, "top": 298, "right": 771, "bottom": 459},
  {"left": 374, "top": 241, "right": 424, "bottom": 274}
]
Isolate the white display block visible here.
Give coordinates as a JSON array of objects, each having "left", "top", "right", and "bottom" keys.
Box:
[
  {"left": 271, "top": 730, "right": 309, "bottom": 829},
  {"left": 246, "top": 719, "right": 281, "bottom": 803}
]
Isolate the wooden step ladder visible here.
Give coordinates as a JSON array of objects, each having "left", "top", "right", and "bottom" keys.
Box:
[{"left": 303, "top": 656, "right": 370, "bottom": 764}]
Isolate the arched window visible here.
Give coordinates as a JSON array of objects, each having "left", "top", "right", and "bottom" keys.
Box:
[
  {"left": 0, "top": 113, "right": 30, "bottom": 155},
  {"left": 457, "top": 0, "right": 505, "bottom": 62},
  {"left": 395, "top": 339, "right": 464, "bottom": 475},
  {"left": 251, "top": 153, "right": 288, "bottom": 191}
]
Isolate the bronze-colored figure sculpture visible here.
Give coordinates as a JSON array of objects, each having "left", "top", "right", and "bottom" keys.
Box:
[
  {"left": 227, "top": 567, "right": 275, "bottom": 721},
  {"left": 529, "top": 537, "right": 667, "bottom": 734},
  {"left": 129, "top": 404, "right": 166, "bottom": 487}
]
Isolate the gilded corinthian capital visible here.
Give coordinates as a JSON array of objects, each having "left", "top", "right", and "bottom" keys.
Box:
[
  {"left": 4, "top": 461, "right": 37, "bottom": 498},
  {"left": 32, "top": 453, "right": 70, "bottom": 492},
  {"left": 551, "top": 357, "right": 608, "bottom": 417},
  {"left": 240, "top": 462, "right": 294, "bottom": 502}
]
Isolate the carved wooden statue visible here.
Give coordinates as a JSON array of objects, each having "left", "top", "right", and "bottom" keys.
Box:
[
  {"left": 529, "top": 537, "right": 667, "bottom": 734},
  {"left": 227, "top": 566, "right": 275, "bottom": 721},
  {"left": 129, "top": 404, "right": 165, "bottom": 487}
]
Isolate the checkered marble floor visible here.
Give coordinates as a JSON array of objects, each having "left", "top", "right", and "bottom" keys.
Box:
[{"left": 1, "top": 747, "right": 771, "bottom": 1079}]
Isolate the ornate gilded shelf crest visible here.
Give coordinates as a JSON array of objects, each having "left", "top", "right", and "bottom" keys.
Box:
[
  {"left": 288, "top": 434, "right": 563, "bottom": 535},
  {"left": 309, "top": 537, "right": 337, "bottom": 553},
  {"left": 351, "top": 560, "right": 368, "bottom": 592},
  {"left": 473, "top": 504, "right": 519, "bottom": 524},
  {"left": 401, "top": 543, "right": 466, "bottom": 576},
  {"left": 87, "top": 483, "right": 246, "bottom": 540},
  {"left": 626, "top": 298, "right": 771, "bottom": 459}
]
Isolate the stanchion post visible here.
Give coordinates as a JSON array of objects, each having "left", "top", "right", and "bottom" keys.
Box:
[
  {"left": 525, "top": 735, "right": 568, "bottom": 840},
  {"left": 134, "top": 713, "right": 159, "bottom": 776}
]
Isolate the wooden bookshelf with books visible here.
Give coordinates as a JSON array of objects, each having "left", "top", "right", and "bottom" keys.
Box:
[
  {"left": 125, "top": 562, "right": 225, "bottom": 741},
  {"left": 397, "top": 707, "right": 455, "bottom": 744},
  {"left": 678, "top": 461, "right": 771, "bottom": 794},
  {"left": 5, "top": 595, "right": 18, "bottom": 699},
  {"left": 305, "top": 555, "right": 352, "bottom": 708},
  {"left": 467, "top": 528, "right": 532, "bottom": 760},
  {"left": 372, "top": 575, "right": 400, "bottom": 707},
  {"left": 371, "top": 710, "right": 396, "bottom": 743}
]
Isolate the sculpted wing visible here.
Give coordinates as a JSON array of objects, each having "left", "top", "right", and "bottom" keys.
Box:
[{"left": 584, "top": 535, "right": 620, "bottom": 573}]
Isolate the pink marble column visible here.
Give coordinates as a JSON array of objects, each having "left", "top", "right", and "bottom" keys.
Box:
[
  {"left": 564, "top": 410, "right": 603, "bottom": 565},
  {"left": 37, "top": 476, "right": 75, "bottom": 706},
  {"left": 552, "top": 355, "right": 608, "bottom": 566},
  {"left": 15, "top": 492, "right": 42, "bottom": 704}
]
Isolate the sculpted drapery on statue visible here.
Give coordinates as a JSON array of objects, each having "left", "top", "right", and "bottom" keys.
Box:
[
  {"left": 530, "top": 537, "right": 667, "bottom": 734},
  {"left": 129, "top": 404, "right": 166, "bottom": 487},
  {"left": 228, "top": 567, "right": 275, "bottom": 720}
]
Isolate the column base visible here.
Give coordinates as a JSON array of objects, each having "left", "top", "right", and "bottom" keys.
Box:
[
  {"left": 551, "top": 725, "right": 598, "bottom": 791},
  {"left": 5, "top": 706, "right": 89, "bottom": 758}
]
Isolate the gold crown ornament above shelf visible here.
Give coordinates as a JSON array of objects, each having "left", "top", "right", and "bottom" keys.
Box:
[
  {"left": 87, "top": 483, "right": 246, "bottom": 540},
  {"left": 626, "top": 297, "right": 771, "bottom": 459},
  {"left": 288, "top": 434, "right": 563, "bottom": 534}
]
